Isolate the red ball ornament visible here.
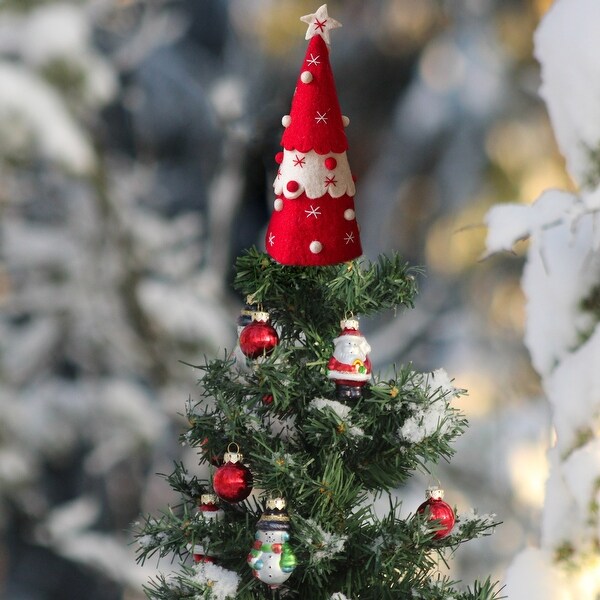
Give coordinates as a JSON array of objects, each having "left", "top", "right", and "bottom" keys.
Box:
[
  {"left": 213, "top": 444, "right": 253, "bottom": 503},
  {"left": 239, "top": 311, "right": 279, "bottom": 359},
  {"left": 417, "top": 486, "right": 455, "bottom": 539}
]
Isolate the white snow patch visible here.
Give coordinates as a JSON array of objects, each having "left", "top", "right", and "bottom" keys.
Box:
[
  {"left": 419, "top": 369, "right": 461, "bottom": 399},
  {"left": 562, "top": 438, "right": 600, "bottom": 517},
  {"left": 456, "top": 508, "right": 497, "bottom": 537},
  {"left": 540, "top": 446, "right": 582, "bottom": 551},
  {"left": 0, "top": 61, "right": 95, "bottom": 172},
  {"left": 522, "top": 210, "right": 599, "bottom": 378},
  {"left": 0, "top": 4, "right": 117, "bottom": 107},
  {"left": 398, "top": 369, "right": 461, "bottom": 444},
  {"left": 308, "top": 398, "right": 364, "bottom": 438},
  {"left": 504, "top": 547, "right": 572, "bottom": 600},
  {"left": 535, "top": 0, "right": 600, "bottom": 185},
  {"left": 544, "top": 326, "right": 600, "bottom": 454},
  {"left": 191, "top": 562, "right": 240, "bottom": 600},
  {"left": 484, "top": 190, "right": 574, "bottom": 256},
  {"left": 305, "top": 519, "right": 347, "bottom": 563}
]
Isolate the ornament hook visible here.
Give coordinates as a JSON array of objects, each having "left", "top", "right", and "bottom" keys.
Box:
[{"left": 227, "top": 442, "right": 240, "bottom": 454}]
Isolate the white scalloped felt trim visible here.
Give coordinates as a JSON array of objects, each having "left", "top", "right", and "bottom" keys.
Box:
[{"left": 273, "top": 149, "right": 356, "bottom": 200}]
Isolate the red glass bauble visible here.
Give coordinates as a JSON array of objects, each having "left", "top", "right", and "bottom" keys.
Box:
[
  {"left": 417, "top": 497, "right": 455, "bottom": 539},
  {"left": 213, "top": 461, "right": 253, "bottom": 503},
  {"left": 239, "top": 319, "right": 279, "bottom": 359}
]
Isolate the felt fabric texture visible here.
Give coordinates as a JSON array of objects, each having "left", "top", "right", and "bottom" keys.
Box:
[
  {"left": 300, "top": 4, "right": 342, "bottom": 45},
  {"left": 274, "top": 149, "right": 355, "bottom": 199},
  {"left": 281, "top": 35, "right": 347, "bottom": 155},
  {"left": 266, "top": 11, "right": 363, "bottom": 267},
  {"left": 266, "top": 192, "right": 362, "bottom": 266}
]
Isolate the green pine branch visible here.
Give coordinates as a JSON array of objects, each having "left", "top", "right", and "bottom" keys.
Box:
[{"left": 135, "top": 249, "right": 500, "bottom": 599}]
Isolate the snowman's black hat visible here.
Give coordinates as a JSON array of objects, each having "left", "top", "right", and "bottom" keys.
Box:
[{"left": 257, "top": 497, "right": 291, "bottom": 531}]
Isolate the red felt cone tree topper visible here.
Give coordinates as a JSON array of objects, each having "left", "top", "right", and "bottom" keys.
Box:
[{"left": 265, "top": 4, "right": 363, "bottom": 266}]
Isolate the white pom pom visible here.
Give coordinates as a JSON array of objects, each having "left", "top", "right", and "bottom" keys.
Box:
[
  {"left": 344, "top": 209, "right": 355, "bottom": 220},
  {"left": 274, "top": 198, "right": 283, "bottom": 211},
  {"left": 342, "top": 115, "right": 350, "bottom": 127},
  {"left": 309, "top": 241, "right": 323, "bottom": 254},
  {"left": 282, "top": 115, "right": 292, "bottom": 127},
  {"left": 300, "top": 70, "right": 313, "bottom": 84}
]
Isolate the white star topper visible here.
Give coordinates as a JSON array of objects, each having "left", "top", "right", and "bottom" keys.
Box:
[{"left": 300, "top": 4, "right": 342, "bottom": 45}]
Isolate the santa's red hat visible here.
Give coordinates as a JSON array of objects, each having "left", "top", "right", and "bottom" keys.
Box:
[{"left": 265, "top": 5, "right": 363, "bottom": 266}]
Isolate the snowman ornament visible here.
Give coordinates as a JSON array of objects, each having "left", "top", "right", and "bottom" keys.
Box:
[{"left": 247, "top": 496, "right": 297, "bottom": 588}]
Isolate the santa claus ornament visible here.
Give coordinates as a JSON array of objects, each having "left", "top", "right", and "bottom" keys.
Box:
[
  {"left": 247, "top": 496, "right": 297, "bottom": 588},
  {"left": 417, "top": 486, "right": 455, "bottom": 540},
  {"left": 327, "top": 318, "right": 372, "bottom": 399},
  {"left": 189, "top": 493, "right": 225, "bottom": 564},
  {"left": 239, "top": 310, "right": 279, "bottom": 360},
  {"left": 213, "top": 443, "right": 253, "bottom": 503},
  {"left": 265, "top": 4, "right": 363, "bottom": 266}
]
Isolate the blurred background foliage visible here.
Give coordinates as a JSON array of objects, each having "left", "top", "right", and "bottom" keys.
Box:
[{"left": 0, "top": 0, "right": 569, "bottom": 597}]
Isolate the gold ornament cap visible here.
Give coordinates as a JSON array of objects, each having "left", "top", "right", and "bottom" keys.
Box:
[
  {"left": 200, "top": 493, "right": 219, "bottom": 505},
  {"left": 223, "top": 442, "right": 243, "bottom": 464},
  {"left": 266, "top": 496, "right": 286, "bottom": 510},
  {"left": 340, "top": 317, "right": 359, "bottom": 330},
  {"left": 252, "top": 310, "right": 270, "bottom": 323},
  {"left": 257, "top": 495, "right": 290, "bottom": 531},
  {"left": 426, "top": 485, "right": 445, "bottom": 501}
]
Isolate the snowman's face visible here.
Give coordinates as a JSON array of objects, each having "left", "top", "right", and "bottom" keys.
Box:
[{"left": 257, "top": 530, "right": 289, "bottom": 544}]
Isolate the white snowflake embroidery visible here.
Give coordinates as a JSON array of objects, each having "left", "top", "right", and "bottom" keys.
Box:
[
  {"left": 268, "top": 233, "right": 275, "bottom": 246},
  {"left": 307, "top": 54, "right": 321, "bottom": 66},
  {"left": 305, "top": 205, "right": 321, "bottom": 219},
  {"left": 315, "top": 111, "right": 328, "bottom": 124},
  {"left": 344, "top": 232, "right": 355, "bottom": 244}
]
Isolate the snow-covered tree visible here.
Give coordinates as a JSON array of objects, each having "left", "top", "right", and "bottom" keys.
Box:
[{"left": 485, "top": 0, "right": 600, "bottom": 596}]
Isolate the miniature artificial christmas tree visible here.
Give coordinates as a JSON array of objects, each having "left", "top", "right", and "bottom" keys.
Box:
[{"left": 136, "top": 5, "right": 500, "bottom": 599}]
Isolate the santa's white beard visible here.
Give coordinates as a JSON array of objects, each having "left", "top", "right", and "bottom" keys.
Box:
[{"left": 334, "top": 344, "right": 367, "bottom": 365}]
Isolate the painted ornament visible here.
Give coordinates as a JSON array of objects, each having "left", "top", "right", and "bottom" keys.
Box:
[
  {"left": 189, "top": 493, "right": 225, "bottom": 563},
  {"left": 417, "top": 486, "right": 455, "bottom": 539},
  {"left": 239, "top": 311, "right": 279, "bottom": 359},
  {"left": 265, "top": 4, "right": 363, "bottom": 266},
  {"left": 247, "top": 496, "right": 297, "bottom": 588},
  {"left": 213, "top": 444, "right": 253, "bottom": 503},
  {"left": 327, "top": 318, "right": 372, "bottom": 399}
]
